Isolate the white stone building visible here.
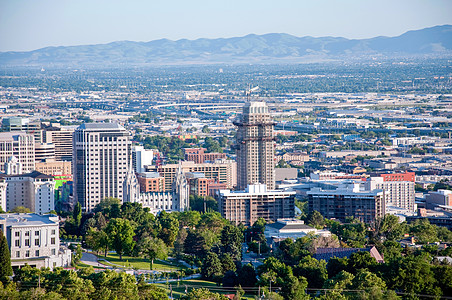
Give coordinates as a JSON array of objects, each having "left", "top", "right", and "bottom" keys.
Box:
[{"left": 0, "top": 213, "right": 71, "bottom": 270}]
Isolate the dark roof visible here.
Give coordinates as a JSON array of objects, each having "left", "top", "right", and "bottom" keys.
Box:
[
  {"left": 1, "top": 171, "right": 53, "bottom": 179},
  {"left": 267, "top": 222, "right": 314, "bottom": 231},
  {"left": 313, "top": 246, "right": 384, "bottom": 263},
  {"left": 79, "top": 123, "right": 123, "bottom": 130}
]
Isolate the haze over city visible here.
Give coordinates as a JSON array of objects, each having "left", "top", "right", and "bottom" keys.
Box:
[{"left": 1, "top": 0, "right": 452, "bottom": 51}]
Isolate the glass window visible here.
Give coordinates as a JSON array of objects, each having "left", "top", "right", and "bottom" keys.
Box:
[
  {"left": 35, "top": 239, "right": 39, "bottom": 246},
  {"left": 51, "top": 237, "right": 55, "bottom": 245},
  {"left": 25, "top": 231, "right": 30, "bottom": 236},
  {"left": 51, "top": 249, "right": 56, "bottom": 255},
  {"left": 16, "top": 251, "right": 20, "bottom": 258},
  {"left": 15, "top": 232, "right": 20, "bottom": 237},
  {"left": 35, "top": 250, "right": 39, "bottom": 257},
  {"left": 25, "top": 251, "right": 30, "bottom": 258},
  {"left": 15, "top": 240, "right": 19, "bottom": 247},
  {"left": 51, "top": 229, "right": 56, "bottom": 235},
  {"left": 35, "top": 231, "right": 39, "bottom": 236},
  {"left": 25, "top": 239, "right": 30, "bottom": 246}
]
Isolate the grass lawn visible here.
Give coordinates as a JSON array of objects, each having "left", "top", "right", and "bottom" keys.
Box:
[
  {"left": 154, "top": 279, "right": 256, "bottom": 299},
  {"left": 76, "top": 262, "right": 108, "bottom": 270},
  {"left": 99, "top": 253, "right": 186, "bottom": 271}
]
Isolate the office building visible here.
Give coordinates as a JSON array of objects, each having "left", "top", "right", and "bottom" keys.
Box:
[
  {"left": 35, "top": 159, "right": 72, "bottom": 176},
  {"left": 73, "top": 123, "right": 131, "bottom": 211},
  {"left": 234, "top": 101, "right": 275, "bottom": 190},
  {"left": 1, "top": 117, "right": 42, "bottom": 142},
  {"left": 146, "top": 159, "right": 236, "bottom": 191},
  {"left": 184, "top": 148, "right": 226, "bottom": 164},
  {"left": 42, "top": 124, "right": 75, "bottom": 161},
  {"left": 35, "top": 143, "right": 56, "bottom": 162},
  {"left": 0, "top": 132, "right": 35, "bottom": 173},
  {"left": 218, "top": 184, "right": 295, "bottom": 226},
  {"left": 137, "top": 172, "right": 165, "bottom": 192},
  {"left": 0, "top": 213, "right": 71, "bottom": 270},
  {"left": 2, "top": 171, "right": 55, "bottom": 214},
  {"left": 186, "top": 172, "right": 226, "bottom": 197},
  {"left": 132, "top": 145, "right": 156, "bottom": 173},
  {"left": 308, "top": 182, "right": 384, "bottom": 224},
  {"left": 425, "top": 190, "right": 452, "bottom": 210}
]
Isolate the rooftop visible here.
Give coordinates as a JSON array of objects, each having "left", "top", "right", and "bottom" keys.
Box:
[
  {"left": 0, "top": 213, "right": 59, "bottom": 227},
  {"left": 78, "top": 122, "right": 125, "bottom": 131}
]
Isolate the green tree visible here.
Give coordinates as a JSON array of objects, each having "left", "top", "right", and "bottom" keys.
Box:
[
  {"left": 201, "top": 125, "right": 211, "bottom": 133},
  {"left": 182, "top": 288, "right": 228, "bottom": 300},
  {"left": 409, "top": 219, "right": 438, "bottom": 244},
  {"left": 221, "top": 224, "right": 243, "bottom": 260},
  {"left": 307, "top": 210, "right": 325, "bottom": 229},
  {"left": 86, "top": 228, "right": 110, "bottom": 257},
  {"left": 73, "top": 202, "right": 82, "bottom": 228},
  {"left": 157, "top": 211, "right": 179, "bottom": 247},
  {"left": 105, "top": 218, "right": 135, "bottom": 260},
  {"left": 201, "top": 252, "right": 223, "bottom": 281},
  {"left": 137, "top": 237, "right": 168, "bottom": 270},
  {"left": 238, "top": 263, "right": 257, "bottom": 288},
  {"left": 178, "top": 210, "right": 201, "bottom": 228},
  {"left": 293, "top": 256, "right": 328, "bottom": 288},
  {"left": 220, "top": 253, "right": 236, "bottom": 273},
  {"left": 94, "top": 197, "right": 121, "bottom": 219},
  {"left": 0, "top": 229, "right": 12, "bottom": 283},
  {"left": 9, "top": 206, "right": 31, "bottom": 213}
]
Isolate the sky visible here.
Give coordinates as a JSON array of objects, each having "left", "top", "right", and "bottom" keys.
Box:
[{"left": 0, "top": 0, "right": 451, "bottom": 52}]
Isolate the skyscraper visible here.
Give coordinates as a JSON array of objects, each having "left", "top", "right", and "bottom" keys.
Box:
[
  {"left": 73, "top": 123, "right": 131, "bottom": 211},
  {"left": 234, "top": 101, "right": 275, "bottom": 190}
]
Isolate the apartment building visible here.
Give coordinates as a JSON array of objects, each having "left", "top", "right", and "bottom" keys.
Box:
[
  {"left": 218, "top": 184, "right": 295, "bottom": 226},
  {"left": 308, "top": 182, "right": 385, "bottom": 224}
]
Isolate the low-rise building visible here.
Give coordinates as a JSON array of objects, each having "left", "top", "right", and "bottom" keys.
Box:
[
  {"left": 264, "top": 218, "right": 331, "bottom": 240},
  {"left": 218, "top": 184, "right": 295, "bottom": 226},
  {"left": 0, "top": 213, "right": 71, "bottom": 270}
]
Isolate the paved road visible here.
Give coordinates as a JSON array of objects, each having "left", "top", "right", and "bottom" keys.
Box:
[{"left": 81, "top": 252, "right": 111, "bottom": 269}]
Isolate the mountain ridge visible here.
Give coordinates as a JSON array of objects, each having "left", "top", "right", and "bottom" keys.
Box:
[{"left": 1, "top": 25, "right": 451, "bottom": 67}]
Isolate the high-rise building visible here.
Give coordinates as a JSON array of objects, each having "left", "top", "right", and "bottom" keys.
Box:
[
  {"left": 73, "top": 123, "right": 131, "bottom": 211},
  {"left": 35, "top": 143, "right": 55, "bottom": 162},
  {"left": 234, "top": 101, "right": 275, "bottom": 190},
  {"left": 0, "top": 132, "right": 35, "bottom": 173}
]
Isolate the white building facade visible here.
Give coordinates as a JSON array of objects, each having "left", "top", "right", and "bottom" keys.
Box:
[{"left": 0, "top": 213, "right": 71, "bottom": 269}]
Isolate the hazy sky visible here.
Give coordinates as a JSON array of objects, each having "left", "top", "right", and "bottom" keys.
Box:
[{"left": 1, "top": 0, "right": 451, "bottom": 52}]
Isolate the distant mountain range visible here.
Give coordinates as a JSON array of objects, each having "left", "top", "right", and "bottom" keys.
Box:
[{"left": 1, "top": 25, "right": 451, "bottom": 67}]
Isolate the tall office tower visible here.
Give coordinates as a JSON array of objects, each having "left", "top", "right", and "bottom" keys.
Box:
[
  {"left": 73, "top": 123, "right": 131, "bottom": 211},
  {"left": 0, "top": 132, "right": 35, "bottom": 173},
  {"left": 234, "top": 101, "right": 275, "bottom": 190}
]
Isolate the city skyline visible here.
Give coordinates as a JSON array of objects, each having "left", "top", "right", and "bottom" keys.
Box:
[{"left": 0, "top": 0, "right": 451, "bottom": 51}]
